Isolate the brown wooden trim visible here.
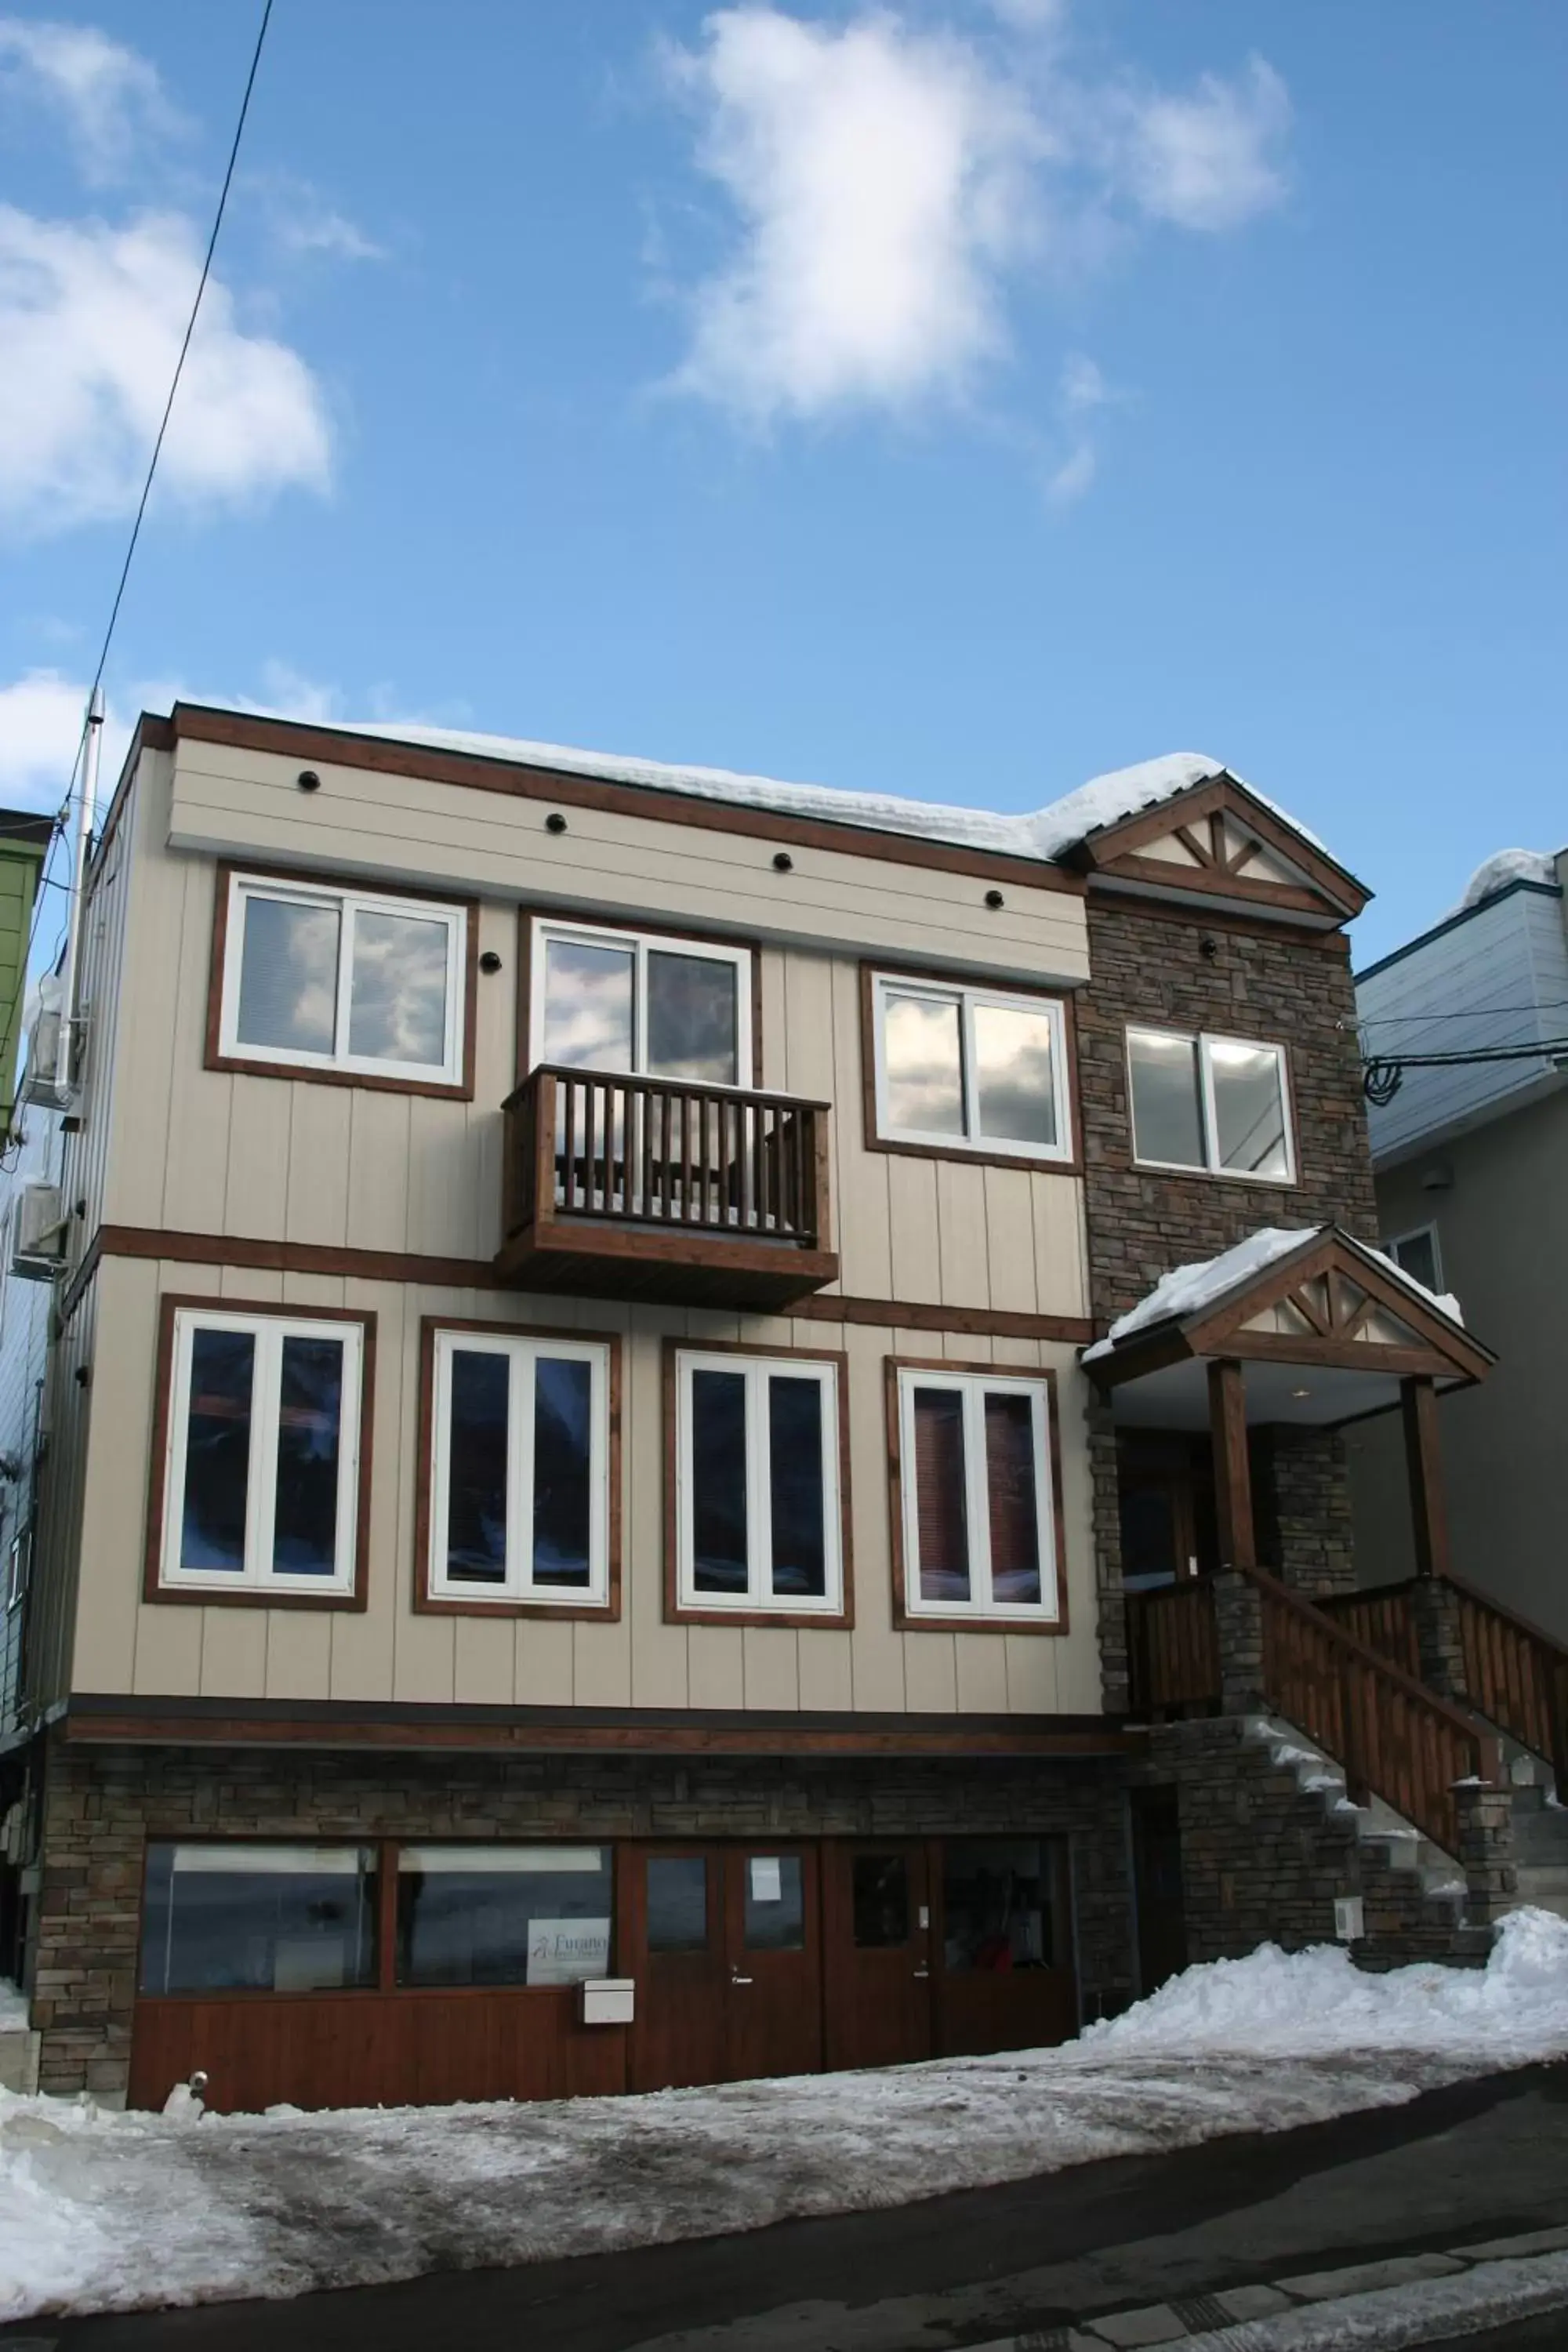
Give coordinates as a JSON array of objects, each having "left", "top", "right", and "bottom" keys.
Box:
[
  {"left": 795, "top": 1296, "right": 1094, "bottom": 1345},
  {"left": 857, "top": 960, "right": 1084, "bottom": 1176},
  {"left": 1086, "top": 887, "right": 1352, "bottom": 956},
  {"left": 885, "top": 1355, "right": 1069, "bottom": 1636},
  {"left": 171, "top": 702, "right": 1085, "bottom": 895},
  {"left": 412, "top": 1315, "right": 623, "bottom": 1620},
  {"left": 517, "top": 906, "right": 767, "bottom": 1090},
  {"left": 1064, "top": 773, "right": 1370, "bottom": 919},
  {"left": 204, "top": 861, "right": 480, "bottom": 1102},
  {"left": 1103, "top": 851, "right": 1340, "bottom": 920},
  {"left": 661, "top": 1335, "right": 855, "bottom": 1630},
  {"left": 1401, "top": 1374, "right": 1452, "bottom": 1582},
  {"left": 62, "top": 1693, "right": 1135, "bottom": 1755},
  {"left": 142, "top": 1294, "right": 376, "bottom": 1613},
  {"left": 84, "top": 1226, "right": 1095, "bottom": 1338},
  {"left": 60, "top": 1229, "right": 103, "bottom": 1324}
]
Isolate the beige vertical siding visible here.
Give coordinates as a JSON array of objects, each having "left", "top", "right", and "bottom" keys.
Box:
[{"left": 67, "top": 1264, "right": 1102, "bottom": 1717}]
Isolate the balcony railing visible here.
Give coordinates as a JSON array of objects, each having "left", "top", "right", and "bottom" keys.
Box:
[{"left": 495, "top": 1065, "right": 837, "bottom": 1308}]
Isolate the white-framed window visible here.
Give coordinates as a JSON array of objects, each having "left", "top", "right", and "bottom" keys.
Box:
[
  {"left": 529, "top": 916, "right": 753, "bottom": 1088},
  {"left": 1126, "top": 1026, "right": 1295, "bottom": 1183},
  {"left": 427, "top": 1329, "right": 612, "bottom": 1606},
  {"left": 1385, "top": 1223, "right": 1443, "bottom": 1294},
  {"left": 895, "top": 1367, "right": 1060, "bottom": 1622},
  {"left": 672, "top": 1349, "right": 844, "bottom": 1615},
  {"left": 158, "top": 1308, "right": 365, "bottom": 1595},
  {"left": 218, "top": 871, "right": 467, "bottom": 1085},
  {"left": 870, "top": 973, "right": 1072, "bottom": 1161}
]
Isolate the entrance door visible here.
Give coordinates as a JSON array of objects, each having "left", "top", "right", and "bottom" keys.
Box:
[
  {"left": 1130, "top": 1790, "right": 1188, "bottom": 1994},
  {"left": 628, "top": 1843, "right": 822, "bottom": 2091},
  {"left": 823, "top": 1842, "right": 934, "bottom": 2071},
  {"left": 722, "top": 1845, "right": 822, "bottom": 2084},
  {"left": 1117, "top": 1434, "right": 1217, "bottom": 1592}
]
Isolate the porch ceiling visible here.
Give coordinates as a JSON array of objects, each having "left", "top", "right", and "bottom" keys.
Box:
[{"left": 1107, "top": 1353, "right": 1413, "bottom": 1430}]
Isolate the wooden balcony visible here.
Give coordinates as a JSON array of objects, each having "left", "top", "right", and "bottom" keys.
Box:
[{"left": 495, "top": 1065, "right": 839, "bottom": 1308}]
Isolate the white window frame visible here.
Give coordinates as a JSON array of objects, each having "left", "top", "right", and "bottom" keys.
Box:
[
  {"left": 159, "top": 1308, "right": 364, "bottom": 1596},
  {"left": 218, "top": 871, "right": 467, "bottom": 1085},
  {"left": 427, "top": 1329, "right": 612, "bottom": 1606},
  {"left": 673, "top": 1348, "right": 844, "bottom": 1617},
  {"left": 895, "top": 1367, "right": 1060, "bottom": 1624},
  {"left": 870, "top": 972, "right": 1073, "bottom": 1163},
  {"left": 1126, "top": 1025, "right": 1297, "bottom": 1185},
  {"left": 1385, "top": 1223, "right": 1443, "bottom": 1293},
  {"left": 528, "top": 915, "right": 753, "bottom": 1087}
]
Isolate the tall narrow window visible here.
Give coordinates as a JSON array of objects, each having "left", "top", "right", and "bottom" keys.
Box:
[
  {"left": 217, "top": 873, "right": 468, "bottom": 1086},
  {"left": 426, "top": 1328, "right": 613, "bottom": 1606},
  {"left": 532, "top": 917, "right": 751, "bottom": 1087},
  {"left": 1127, "top": 1026, "right": 1294, "bottom": 1181},
  {"left": 673, "top": 1349, "right": 844, "bottom": 1616},
  {"left": 895, "top": 1367, "right": 1058, "bottom": 1623},
  {"left": 158, "top": 1308, "right": 365, "bottom": 1597},
  {"left": 871, "top": 973, "right": 1071, "bottom": 1161}
]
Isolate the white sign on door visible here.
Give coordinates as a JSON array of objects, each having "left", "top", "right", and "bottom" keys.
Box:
[
  {"left": 750, "top": 1857, "right": 782, "bottom": 1903},
  {"left": 526, "top": 1918, "right": 612, "bottom": 1985}
]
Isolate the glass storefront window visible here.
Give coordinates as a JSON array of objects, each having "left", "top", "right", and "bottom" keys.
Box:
[
  {"left": 942, "top": 1838, "right": 1058, "bottom": 1973},
  {"left": 851, "top": 1853, "right": 910, "bottom": 1948},
  {"left": 396, "top": 1845, "right": 612, "bottom": 1987},
  {"left": 139, "top": 1843, "right": 378, "bottom": 1994}
]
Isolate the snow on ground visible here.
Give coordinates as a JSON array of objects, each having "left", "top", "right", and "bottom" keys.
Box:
[
  {"left": 2, "top": 1911, "right": 1566, "bottom": 2326},
  {"left": 0, "top": 1979, "right": 27, "bottom": 2033}
]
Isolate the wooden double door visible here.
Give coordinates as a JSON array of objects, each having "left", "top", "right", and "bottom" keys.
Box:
[{"left": 626, "top": 1839, "right": 937, "bottom": 2091}]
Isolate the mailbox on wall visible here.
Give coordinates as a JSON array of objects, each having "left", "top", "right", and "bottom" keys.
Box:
[{"left": 579, "top": 1977, "right": 636, "bottom": 2026}]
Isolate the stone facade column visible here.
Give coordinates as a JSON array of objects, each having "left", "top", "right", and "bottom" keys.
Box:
[
  {"left": 1453, "top": 1782, "right": 1517, "bottom": 1926},
  {"left": 1256, "top": 1428, "right": 1358, "bottom": 1599},
  {"left": 1087, "top": 1398, "right": 1129, "bottom": 1716},
  {"left": 1213, "top": 1567, "right": 1266, "bottom": 1715},
  {"left": 1411, "top": 1576, "right": 1468, "bottom": 1704}
]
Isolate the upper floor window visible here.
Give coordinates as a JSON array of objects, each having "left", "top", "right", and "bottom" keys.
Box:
[
  {"left": 424, "top": 1327, "right": 615, "bottom": 1609},
  {"left": 530, "top": 916, "right": 753, "bottom": 1088},
  {"left": 869, "top": 972, "right": 1072, "bottom": 1163},
  {"left": 892, "top": 1364, "right": 1062, "bottom": 1625},
  {"left": 154, "top": 1305, "right": 368, "bottom": 1600},
  {"left": 217, "top": 872, "right": 468, "bottom": 1088},
  {"left": 1127, "top": 1026, "right": 1295, "bottom": 1184},
  {"left": 670, "top": 1346, "right": 846, "bottom": 1619},
  {"left": 1385, "top": 1224, "right": 1442, "bottom": 1294}
]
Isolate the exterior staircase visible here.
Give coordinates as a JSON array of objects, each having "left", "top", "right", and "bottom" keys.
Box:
[{"left": 1504, "top": 1740, "right": 1568, "bottom": 1923}]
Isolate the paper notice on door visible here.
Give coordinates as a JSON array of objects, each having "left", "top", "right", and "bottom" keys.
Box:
[
  {"left": 750, "top": 1857, "right": 782, "bottom": 1903},
  {"left": 526, "top": 1918, "right": 612, "bottom": 1985}
]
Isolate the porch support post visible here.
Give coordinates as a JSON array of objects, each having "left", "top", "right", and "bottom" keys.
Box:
[
  {"left": 1401, "top": 1374, "right": 1451, "bottom": 1581},
  {"left": 1207, "top": 1358, "right": 1255, "bottom": 1571}
]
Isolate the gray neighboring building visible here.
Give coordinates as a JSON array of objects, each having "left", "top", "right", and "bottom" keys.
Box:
[{"left": 1347, "top": 846, "right": 1568, "bottom": 1637}]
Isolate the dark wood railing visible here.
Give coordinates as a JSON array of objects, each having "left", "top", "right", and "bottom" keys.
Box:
[
  {"left": 1254, "top": 1565, "right": 1498, "bottom": 1857},
  {"left": 1318, "top": 1582, "right": 1421, "bottom": 1680},
  {"left": 1448, "top": 1571, "right": 1568, "bottom": 1790},
  {"left": 1320, "top": 1572, "right": 1568, "bottom": 1791},
  {"left": 1125, "top": 1581, "right": 1221, "bottom": 1719},
  {"left": 501, "top": 1065, "right": 831, "bottom": 1250}
]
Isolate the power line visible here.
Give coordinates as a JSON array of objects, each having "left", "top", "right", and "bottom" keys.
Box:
[{"left": 85, "top": 0, "right": 274, "bottom": 711}]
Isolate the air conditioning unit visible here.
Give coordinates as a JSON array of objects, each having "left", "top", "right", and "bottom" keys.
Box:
[
  {"left": 10, "top": 1182, "right": 67, "bottom": 1281},
  {"left": 19, "top": 976, "right": 69, "bottom": 1110}
]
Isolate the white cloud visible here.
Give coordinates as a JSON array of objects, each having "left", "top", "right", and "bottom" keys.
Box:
[
  {"left": 1043, "top": 350, "right": 1112, "bottom": 508},
  {"left": 0, "top": 207, "right": 332, "bottom": 534},
  {"left": 0, "top": 668, "right": 88, "bottom": 808},
  {"left": 662, "top": 9, "right": 1292, "bottom": 441},
  {"left": 250, "top": 172, "right": 387, "bottom": 263},
  {"left": 666, "top": 9, "right": 1039, "bottom": 423},
  {"left": 1044, "top": 438, "right": 1094, "bottom": 506},
  {"left": 1116, "top": 56, "right": 1290, "bottom": 234},
  {"left": 0, "top": 16, "right": 184, "bottom": 183}
]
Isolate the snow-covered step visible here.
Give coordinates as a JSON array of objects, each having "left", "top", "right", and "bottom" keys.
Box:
[{"left": 1242, "top": 1715, "right": 1468, "bottom": 1913}]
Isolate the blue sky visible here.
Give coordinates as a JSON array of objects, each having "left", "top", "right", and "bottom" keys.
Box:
[{"left": 0, "top": 1, "right": 1563, "bottom": 960}]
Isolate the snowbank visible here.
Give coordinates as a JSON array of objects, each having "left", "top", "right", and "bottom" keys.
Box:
[
  {"left": 2, "top": 1912, "right": 1565, "bottom": 2325},
  {"left": 0, "top": 1980, "right": 27, "bottom": 2034}
]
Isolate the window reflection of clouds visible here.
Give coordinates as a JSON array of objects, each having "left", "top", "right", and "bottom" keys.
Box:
[
  {"left": 347, "top": 911, "right": 448, "bottom": 1067},
  {"left": 647, "top": 950, "right": 738, "bottom": 1084},
  {"left": 543, "top": 940, "right": 633, "bottom": 1069},
  {"left": 236, "top": 897, "right": 339, "bottom": 1054},
  {"left": 1129, "top": 1030, "right": 1205, "bottom": 1167},
  {"left": 884, "top": 993, "right": 964, "bottom": 1135},
  {"left": 974, "top": 1004, "right": 1057, "bottom": 1147},
  {"left": 1210, "top": 1041, "right": 1289, "bottom": 1177}
]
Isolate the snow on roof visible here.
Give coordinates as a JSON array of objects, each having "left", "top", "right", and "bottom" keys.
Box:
[
  {"left": 343, "top": 717, "right": 1327, "bottom": 869},
  {"left": 1456, "top": 847, "right": 1563, "bottom": 914},
  {"left": 1083, "top": 1222, "right": 1464, "bottom": 1362}
]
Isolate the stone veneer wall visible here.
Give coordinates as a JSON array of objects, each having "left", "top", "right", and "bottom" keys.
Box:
[
  {"left": 1076, "top": 901, "right": 1379, "bottom": 1692},
  {"left": 31, "top": 1739, "right": 1139, "bottom": 2096},
  {"left": 1138, "top": 1719, "right": 1492, "bottom": 1975}
]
